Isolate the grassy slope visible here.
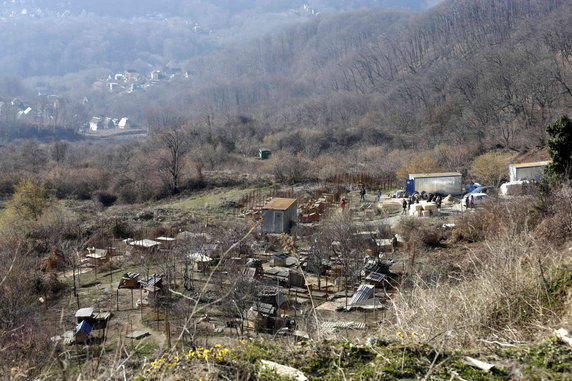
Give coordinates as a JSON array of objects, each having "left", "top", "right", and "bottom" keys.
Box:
[{"left": 135, "top": 337, "right": 572, "bottom": 380}]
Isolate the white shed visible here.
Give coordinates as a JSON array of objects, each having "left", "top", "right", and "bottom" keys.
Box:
[
  {"left": 262, "top": 198, "right": 297, "bottom": 234},
  {"left": 407, "top": 172, "right": 463, "bottom": 195},
  {"left": 508, "top": 161, "right": 549, "bottom": 182}
]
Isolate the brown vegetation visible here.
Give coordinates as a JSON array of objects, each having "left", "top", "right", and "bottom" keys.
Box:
[{"left": 389, "top": 185, "right": 572, "bottom": 350}]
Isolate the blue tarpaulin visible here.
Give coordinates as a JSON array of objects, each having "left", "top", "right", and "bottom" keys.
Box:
[{"left": 75, "top": 320, "right": 92, "bottom": 337}]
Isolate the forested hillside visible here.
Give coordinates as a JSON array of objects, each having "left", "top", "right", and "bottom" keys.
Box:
[
  {"left": 145, "top": 0, "right": 572, "bottom": 153},
  {"left": 0, "top": 0, "right": 570, "bottom": 203},
  {"left": 31, "top": 0, "right": 432, "bottom": 17},
  {"left": 0, "top": 0, "right": 433, "bottom": 77}
]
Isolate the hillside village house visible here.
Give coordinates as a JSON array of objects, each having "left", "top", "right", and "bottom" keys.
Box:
[
  {"left": 103, "top": 117, "right": 116, "bottom": 129},
  {"left": 89, "top": 117, "right": 103, "bottom": 131},
  {"left": 124, "top": 69, "right": 140, "bottom": 81}
]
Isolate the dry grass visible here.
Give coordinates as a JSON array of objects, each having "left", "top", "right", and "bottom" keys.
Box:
[{"left": 383, "top": 189, "right": 572, "bottom": 350}]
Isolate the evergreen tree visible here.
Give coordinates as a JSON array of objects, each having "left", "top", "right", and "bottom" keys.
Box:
[{"left": 546, "top": 115, "right": 572, "bottom": 180}]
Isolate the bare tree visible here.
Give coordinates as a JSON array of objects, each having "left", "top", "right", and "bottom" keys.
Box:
[
  {"left": 315, "top": 214, "right": 373, "bottom": 309},
  {"left": 154, "top": 124, "right": 192, "bottom": 195}
]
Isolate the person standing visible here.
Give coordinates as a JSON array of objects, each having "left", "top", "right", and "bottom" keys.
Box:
[
  {"left": 340, "top": 198, "right": 346, "bottom": 209},
  {"left": 360, "top": 186, "right": 366, "bottom": 202},
  {"left": 376, "top": 189, "right": 381, "bottom": 202},
  {"left": 470, "top": 195, "right": 475, "bottom": 208},
  {"left": 391, "top": 234, "right": 398, "bottom": 255},
  {"left": 402, "top": 199, "right": 408, "bottom": 215}
]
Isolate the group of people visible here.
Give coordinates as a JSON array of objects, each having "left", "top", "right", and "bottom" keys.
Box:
[
  {"left": 339, "top": 185, "right": 381, "bottom": 208},
  {"left": 464, "top": 195, "right": 475, "bottom": 209},
  {"left": 401, "top": 192, "right": 443, "bottom": 215}
]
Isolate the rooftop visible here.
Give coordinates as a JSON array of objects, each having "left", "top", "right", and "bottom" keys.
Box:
[
  {"left": 75, "top": 307, "right": 94, "bottom": 318},
  {"left": 122, "top": 272, "right": 140, "bottom": 280},
  {"left": 510, "top": 161, "right": 550, "bottom": 168},
  {"left": 187, "top": 252, "right": 212, "bottom": 262},
  {"left": 142, "top": 275, "right": 162, "bottom": 287},
  {"left": 262, "top": 198, "right": 297, "bottom": 211},
  {"left": 272, "top": 253, "right": 290, "bottom": 260},
  {"left": 250, "top": 302, "right": 275, "bottom": 316},
  {"left": 365, "top": 272, "right": 386, "bottom": 282},
  {"left": 349, "top": 284, "right": 374, "bottom": 306},
  {"left": 86, "top": 249, "right": 108, "bottom": 259},
  {"left": 74, "top": 321, "right": 92, "bottom": 336},
  {"left": 129, "top": 239, "right": 161, "bottom": 248},
  {"left": 409, "top": 172, "right": 462, "bottom": 178}
]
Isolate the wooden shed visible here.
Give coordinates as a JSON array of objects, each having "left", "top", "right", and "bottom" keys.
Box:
[
  {"left": 119, "top": 273, "right": 140, "bottom": 288},
  {"left": 188, "top": 252, "right": 213, "bottom": 272},
  {"left": 272, "top": 253, "right": 289, "bottom": 267},
  {"left": 73, "top": 321, "right": 92, "bottom": 344},
  {"left": 85, "top": 249, "right": 110, "bottom": 266},
  {"left": 262, "top": 198, "right": 297, "bottom": 234}
]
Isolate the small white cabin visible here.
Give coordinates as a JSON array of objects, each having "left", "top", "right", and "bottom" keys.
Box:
[{"left": 508, "top": 161, "right": 549, "bottom": 182}]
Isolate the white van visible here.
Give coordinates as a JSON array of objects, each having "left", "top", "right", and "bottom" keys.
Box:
[{"left": 462, "top": 193, "right": 489, "bottom": 207}]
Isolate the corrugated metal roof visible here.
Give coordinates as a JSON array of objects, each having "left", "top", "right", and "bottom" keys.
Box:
[
  {"left": 262, "top": 198, "right": 297, "bottom": 210},
  {"left": 321, "top": 321, "right": 367, "bottom": 330},
  {"left": 143, "top": 275, "right": 162, "bottom": 287},
  {"left": 365, "top": 272, "right": 386, "bottom": 282},
  {"left": 349, "top": 284, "right": 374, "bottom": 306},
  {"left": 242, "top": 267, "right": 257, "bottom": 279},
  {"left": 409, "top": 172, "right": 462, "bottom": 178},
  {"left": 510, "top": 161, "right": 550, "bottom": 168}
]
